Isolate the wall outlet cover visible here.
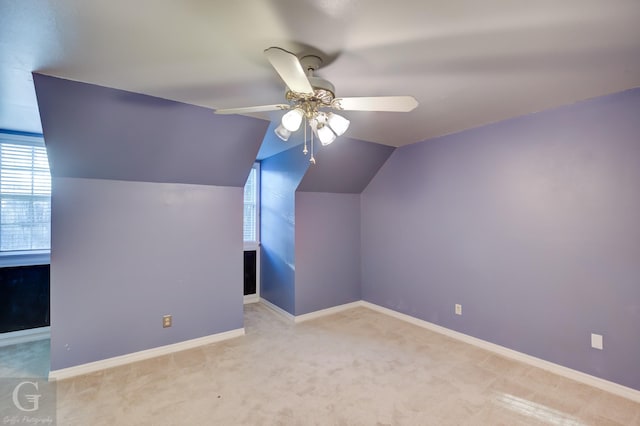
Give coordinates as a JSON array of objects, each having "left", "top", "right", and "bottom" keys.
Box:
[
  {"left": 163, "top": 315, "right": 172, "bottom": 328},
  {"left": 455, "top": 304, "right": 462, "bottom": 315}
]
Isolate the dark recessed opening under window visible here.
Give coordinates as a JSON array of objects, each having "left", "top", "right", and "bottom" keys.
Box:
[
  {"left": 244, "top": 250, "right": 256, "bottom": 296},
  {"left": 0, "top": 264, "right": 50, "bottom": 333}
]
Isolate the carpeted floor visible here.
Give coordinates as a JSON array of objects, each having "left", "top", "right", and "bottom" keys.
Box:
[
  {"left": 2, "top": 303, "right": 639, "bottom": 425},
  {"left": 0, "top": 337, "right": 50, "bottom": 378}
]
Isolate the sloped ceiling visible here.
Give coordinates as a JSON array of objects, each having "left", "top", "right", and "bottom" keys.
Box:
[
  {"left": 34, "top": 74, "right": 267, "bottom": 186},
  {"left": 297, "top": 138, "right": 394, "bottom": 194},
  {"left": 2, "top": 1, "right": 640, "bottom": 147}
]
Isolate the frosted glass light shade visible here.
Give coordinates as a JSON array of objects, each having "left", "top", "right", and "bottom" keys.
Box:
[
  {"left": 317, "top": 125, "right": 336, "bottom": 146},
  {"left": 281, "top": 108, "right": 304, "bottom": 132},
  {"left": 274, "top": 124, "right": 291, "bottom": 141},
  {"left": 327, "top": 113, "right": 350, "bottom": 136}
]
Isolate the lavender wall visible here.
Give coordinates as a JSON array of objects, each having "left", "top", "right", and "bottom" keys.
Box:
[
  {"left": 362, "top": 88, "right": 640, "bottom": 390},
  {"left": 261, "top": 137, "right": 392, "bottom": 315},
  {"left": 51, "top": 178, "right": 243, "bottom": 370},
  {"left": 260, "top": 147, "right": 309, "bottom": 314},
  {"left": 34, "top": 73, "right": 267, "bottom": 186},
  {"left": 298, "top": 137, "right": 394, "bottom": 193},
  {"left": 295, "top": 192, "right": 361, "bottom": 315},
  {"left": 292, "top": 138, "right": 392, "bottom": 315},
  {"left": 34, "top": 75, "right": 264, "bottom": 370}
]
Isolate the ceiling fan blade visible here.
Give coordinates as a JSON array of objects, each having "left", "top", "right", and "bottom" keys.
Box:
[
  {"left": 214, "top": 104, "right": 290, "bottom": 115},
  {"left": 333, "top": 96, "right": 419, "bottom": 112},
  {"left": 264, "top": 47, "right": 314, "bottom": 95}
]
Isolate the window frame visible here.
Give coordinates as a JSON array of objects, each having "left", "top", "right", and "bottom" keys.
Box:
[
  {"left": 243, "top": 162, "right": 260, "bottom": 251},
  {"left": 0, "top": 130, "right": 51, "bottom": 267}
]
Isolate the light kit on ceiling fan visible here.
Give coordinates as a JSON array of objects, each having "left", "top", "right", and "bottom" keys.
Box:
[
  {"left": 310, "top": 113, "right": 338, "bottom": 146},
  {"left": 274, "top": 124, "right": 292, "bottom": 141},
  {"left": 215, "top": 46, "right": 419, "bottom": 164},
  {"left": 326, "top": 112, "right": 350, "bottom": 136},
  {"left": 276, "top": 109, "right": 347, "bottom": 145},
  {"left": 281, "top": 108, "right": 304, "bottom": 132}
]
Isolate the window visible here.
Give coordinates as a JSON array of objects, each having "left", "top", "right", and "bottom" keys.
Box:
[
  {"left": 243, "top": 163, "right": 260, "bottom": 246},
  {"left": 0, "top": 131, "right": 51, "bottom": 253}
]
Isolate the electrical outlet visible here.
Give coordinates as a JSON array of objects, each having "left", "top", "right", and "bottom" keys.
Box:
[
  {"left": 591, "top": 333, "right": 603, "bottom": 350},
  {"left": 455, "top": 304, "right": 462, "bottom": 316},
  {"left": 163, "top": 315, "right": 172, "bottom": 328}
]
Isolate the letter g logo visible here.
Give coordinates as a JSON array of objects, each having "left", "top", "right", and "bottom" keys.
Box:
[{"left": 12, "top": 381, "right": 41, "bottom": 412}]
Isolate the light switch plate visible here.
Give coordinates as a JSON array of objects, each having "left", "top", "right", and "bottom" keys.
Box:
[{"left": 591, "top": 333, "right": 603, "bottom": 350}]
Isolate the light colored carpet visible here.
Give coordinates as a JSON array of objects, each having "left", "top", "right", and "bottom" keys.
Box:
[
  {"left": 0, "top": 337, "right": 50, "bottom": 378},
  {"left": 2, "top": 303, "right": 639, "bottom": 425}
]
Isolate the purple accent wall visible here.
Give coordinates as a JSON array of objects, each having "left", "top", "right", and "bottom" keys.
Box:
[
  {"left": 260, "top": 147, "right": 309, "bottom": 314},
  {"left": 33, "top": 73, "right": 267, "bottom": 186},
  {"left": 33, "top": 75, "right": 263, "bottom": 370},
  {"left": 51, "top": 178, "right": 243, "bottom": 370},
  {"left": 295, "top": 192, "right": 361, "bottom": 315},
  {"left": 292, "top": 138, "right": 391, "bottom": 314},
  {"left": 362, "top": 88, "right": 640, "bottom": 390},
  {"left": 297, "top": 137, "right": 394, "bottom": 193},
  {"left": 261, "top": 137, "right": 392, "bottom": 315}
]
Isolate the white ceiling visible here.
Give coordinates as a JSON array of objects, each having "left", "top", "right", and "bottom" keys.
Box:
[{"left": 1, "top": 0, "right": 639, "bottom": 147}]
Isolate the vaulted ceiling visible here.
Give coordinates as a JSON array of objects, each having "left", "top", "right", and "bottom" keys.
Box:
[{"left": 2, "top": 0, "right": 639, "bottom": 147}]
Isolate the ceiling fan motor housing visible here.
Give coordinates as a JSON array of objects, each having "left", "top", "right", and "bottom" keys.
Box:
[{"left": 286, "top": 77, "right": 335, "bottom": 107}]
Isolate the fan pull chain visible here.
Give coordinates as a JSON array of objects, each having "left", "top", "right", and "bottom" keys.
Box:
[
  {"left": 310, "top": 126, "right": 316, "bottom": 164},
  {"left": 303, "top": 117, "right": 308, "bottom": 155}
]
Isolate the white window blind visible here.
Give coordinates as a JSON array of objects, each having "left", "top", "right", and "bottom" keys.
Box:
[
  {"left": 243, "top": 163, "right": 259, "bottom": 243},
  {"left": 0, "top": 133, "right": 51, "bottom": 252}
]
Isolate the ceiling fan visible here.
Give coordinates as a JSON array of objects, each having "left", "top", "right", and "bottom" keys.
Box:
[{"left": 215, "top": 47, "right": 419, "bottom": 163}]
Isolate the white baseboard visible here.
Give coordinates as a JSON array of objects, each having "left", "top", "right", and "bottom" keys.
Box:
[
  {"left": 243, "top": 294, "right": 259, "bottom": 304},
  {"left": 46, "top": 299, "right": 640, "bottom": 401},
  {"left": 48, "top": 328, "right": 245, "bottom": 381},
  {"left": 259, "top": 297, "right": 295, "bottom": 321},
  {"left": 0, "top": 327, "right": 50, "bottom": 347},
  {"left": 360, "top": 301, "right": 640, "bottom": 403},
  {"left": 295, "top": 301, "right": 363, "bottom": 323},
  {"left": 259, "top": 299, "right": 362, "bottom": 323}
]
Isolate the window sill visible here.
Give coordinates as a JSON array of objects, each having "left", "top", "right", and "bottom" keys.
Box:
[
  {"left": 244, "top": 242, "right": 260, "bottom": 251},
  {"left": 0, "top": 250, "right": 50, "bottom": 268}
]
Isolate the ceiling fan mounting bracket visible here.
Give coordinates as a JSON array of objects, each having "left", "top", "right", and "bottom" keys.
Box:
[{"left": 300, "top": 54, "right": 323, "bottom": 73}]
